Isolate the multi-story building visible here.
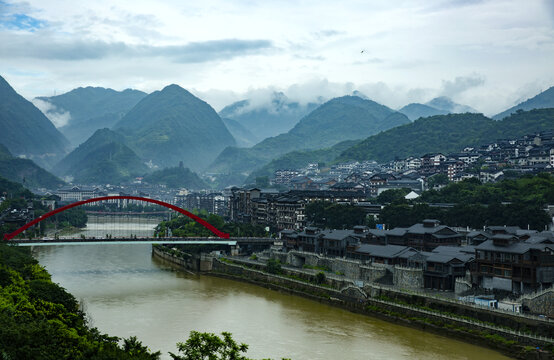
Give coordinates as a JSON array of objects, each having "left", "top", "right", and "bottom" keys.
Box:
[
  {"left": 56, "top": 186, "right": 105, "bottom": 202},
  {"left": 473, "top": 235, "right": 554, "bottom": 293},
  {"left": 274, "top": 169, "right": 301, "bottom": 186},
  {"left": 385, "top": 219, "right": 463, "bottom": 251}
]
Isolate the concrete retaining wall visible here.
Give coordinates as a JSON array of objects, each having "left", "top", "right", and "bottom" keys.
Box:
[
  {"left": 523, "top": 290, "right": 554, "bottom": 318},
  {"left": 394, "top": 266, "right": 424, "bottom": 289}
]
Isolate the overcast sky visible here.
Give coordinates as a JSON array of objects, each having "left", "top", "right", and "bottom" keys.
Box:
[{"left": 1, "top": 0, "right": 553, "bottom": 115}]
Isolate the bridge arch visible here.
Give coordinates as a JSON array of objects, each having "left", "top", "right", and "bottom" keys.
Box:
[{"left": 3, "top": 196, "right": 230, "bottom": 241}]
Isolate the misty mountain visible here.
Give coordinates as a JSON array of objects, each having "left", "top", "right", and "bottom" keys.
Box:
[
  {"left": 0, "top": 143, "right": 64, "bottom": 189},
  {"left": 143, "top": 165, "right": 207, "bottom": 189},
  {"left": 53, "top": 128, "right": 147, "bottom": 184},
  {"left": 36, "top": 87, "right": 147, "bottom": 146},
  {"left": 219, "top": 92, "right": 320, "bottom": 141},
  {"left": 426, "top": 96, "right": 478, "bottom": 113},
  {"left": 398, "top": 103, "right": 448, "bottom": 121},
  {"left": 338, "top": 108, "right": 554, "bottom": 163},
  {"left": 0, "top": 75, "right": 69, "bottom": 168},
  {"left": 398, "top": 96, "right": 478, "bottom": 121},
  {"left": 493, "top": 86, "right": 554, "bottom": 120},
  {"left": 208, "top": 95, "right": 410, "bottom": 174},
  {"left": 114, "top": 84, "right": 236, "bottom": 171},
  {"left": 222, "top": 118, "right": 259, "bottom": 147}
]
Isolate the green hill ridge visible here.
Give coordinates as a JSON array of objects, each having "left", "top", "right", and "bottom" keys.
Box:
[
  {"left": 245, "top": 139, "right": 361, "bottom": 183},
  {"left": 37, "top": 87, "right": 147, "bottom": 146},
  {"left": 143, "top": 165, "right": 207, "bottom": 189},
  {"left": 338, "top": 109, "right": 554, "bottom": 163},
  {"left": 493, "top": 86, "right": 554, "bottom": 120},
  {"left": 114, "top": 84, "right": 236, "bottom": 171},
  {"left": 53, "top": 128, "right": 148, "bottom": 184},
  {"left": 208, "top": 96, "right": 410, "bottom": 175},
  {"left": 0, "top": 75, "right": 69, "bottom": 168},
  {"left": 0, "top": 143, "right": 64, "bottom": 189}
]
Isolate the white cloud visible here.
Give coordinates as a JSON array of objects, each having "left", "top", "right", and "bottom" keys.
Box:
[
  {"left": 32, "top": 98, "right": 71, "bottom": 127},
  {"left": 0, "top": 0, "right": 552, "bottom": 116}
]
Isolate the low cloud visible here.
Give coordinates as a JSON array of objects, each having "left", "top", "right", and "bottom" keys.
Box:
[
  {"left": 0, "top": 32, "right": 274, "bottom": 63},
  {"left": 440, "top": 74, "right": 485, "bottom": 97},
  {"left": 197, "top": 79, "right": 436, "bottom": 113},
  {"left": 32, "top": 98, "right": 71, "bottom": 127}
]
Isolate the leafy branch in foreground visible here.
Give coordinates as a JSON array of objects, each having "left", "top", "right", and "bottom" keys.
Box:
[{"left": 170, "top": 331, "right": 290, "bottom": 360}]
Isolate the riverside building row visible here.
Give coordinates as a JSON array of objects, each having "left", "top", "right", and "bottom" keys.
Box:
[{"left": 279, "top": 222, "right": 554, "bottom": 294}]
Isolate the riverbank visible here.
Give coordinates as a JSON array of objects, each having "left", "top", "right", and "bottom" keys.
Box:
[
  {"left": 152, "top": 246, "right": 554, "bottom": 360},
  {"left": 0, "top": 243, "right": 161, "bottom": 360}
]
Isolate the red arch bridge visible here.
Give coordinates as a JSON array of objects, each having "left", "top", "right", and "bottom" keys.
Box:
[{"left": 3, "top": 196, "right": 274, "bottom": 248}]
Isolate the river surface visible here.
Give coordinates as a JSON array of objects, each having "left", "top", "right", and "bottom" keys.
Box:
[{"left": 33, "top": 220, "right": 512, "bottom": 360}]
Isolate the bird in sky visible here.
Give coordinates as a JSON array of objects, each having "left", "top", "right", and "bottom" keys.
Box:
[{"left": 361, "top": 50, "right": 365, "bottom": 54}]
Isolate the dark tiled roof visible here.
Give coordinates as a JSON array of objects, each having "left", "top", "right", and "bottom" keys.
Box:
[
  {"left": 354, "top": 244, "right": 412, "bottom": 258},
  {"left": 321, "top": 229, "right": 355, "bottom": 240},
  {"left": 475, "top": 240, "right": 549, "bottom": 254}
]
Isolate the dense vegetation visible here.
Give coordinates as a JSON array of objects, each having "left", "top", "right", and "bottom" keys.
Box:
[
  {"left": 208, "top": 96, "right": 410, "bottom": 175},
  {"left": 143, "top": 165, "right": 207, "bottom": 189},
  {"left": 306, "top": 201, "right": 373, "bottom": 229},
  {"left": 379, "top": 202, "right": 550, "bottom": 230},
  {"left": 338, "top": 109, "right": 554, "bottom": 163},
  {"left": 53, "top": 128, "right": 148, "bottom": 184},
  {"left": 0, "top": 144, "right": 65, "bottom": 189},
  {"left": 0, "top": 243, "right": 162, "bottom": 359},
  {"left": 420, "top": 173, "right": 554, "bottom": 205},
  {"left": 37, "top": 86, "right": 147, "bottom": 146},
  {"left": 398, "top": 103, "right": 447, "bottom": 121},
  {"left": 0, "top": 75, "right": 69, "bottom": 168},
  {"left": 245, "top": 139, "right": 360, "bottom": 183},
  {"left": 493, "top": 86, "right": 554, "bottom": 120},
  {"left": 0, "top": 175, "right": 33, "bottom": 198},
  {"left": 156, "top": 211, "right": 268, "bottom": 238},
  {"left": 378, "top": 174, "right": 554, "bottom": 230},
  {"left": 114, "top": 84, "right": 236, "bottom": 171}
]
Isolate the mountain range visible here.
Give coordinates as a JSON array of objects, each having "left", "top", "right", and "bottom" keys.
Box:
[
  {"left": 114, "top": 84, "right": 236, "bottom": 171},
  {"left": 2, "top": 73, "right": 553, "bottom": 190},
  {"left": 0, "top": 75, "right": 69, "bottom": 168},
  {"left": 208, "top": 96, "right": 410, "bottom": 175},
  {"left": 337, "top": 108, "right": 554, "bottom": 163},
  {"left": 36, "top": 87, "right": 147, "bottom": 146}
]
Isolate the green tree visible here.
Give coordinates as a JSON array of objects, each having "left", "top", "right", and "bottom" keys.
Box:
[
  {"left": 266, "top": 258, "right": 282, "bottom": 274},
  {"left": 169, "top": 331, "right": 249, "bottom": 360},
  {"left": 315, "top": 271, "right": 326, "bottom": 285},
  {"left": 427, "top": 173, "right": 449, "bottom": 189},
  {"left": 123, "top": 336, "right": 162, "bottom": 359},
  {"left": 376, "top": 188, "right": 410, "bottom": 204}
]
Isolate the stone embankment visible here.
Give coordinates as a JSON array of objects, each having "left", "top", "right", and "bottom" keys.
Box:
[{"left": 153, "top": 246, "right": 554, "bottom": 360}]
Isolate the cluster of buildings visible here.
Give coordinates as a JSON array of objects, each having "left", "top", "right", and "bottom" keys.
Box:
[
  {"left": 280, "top": 220, "right": 554, "bottom": 295},
  {"left": 0, "top": 199, "right": 35, "bottom": 231},
  {"left": 271, "top": 131, "right": 554, "bottom": 195},
  {"left": 228, "top": 187, "right": 375, "bottom": 230}
]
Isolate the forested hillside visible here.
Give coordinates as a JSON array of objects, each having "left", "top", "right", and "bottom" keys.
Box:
[{"left": 338, "top": 109, "right": 554, "bottom": 163}]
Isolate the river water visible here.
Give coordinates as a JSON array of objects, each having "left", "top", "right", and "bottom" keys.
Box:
[{"left": 32, "top": 220, "right": 512, "bottom": 360}]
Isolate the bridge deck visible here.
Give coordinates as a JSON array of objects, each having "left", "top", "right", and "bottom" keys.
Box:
[{"left": 8, "top": 237, "right": 275, "bottom": 247}]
